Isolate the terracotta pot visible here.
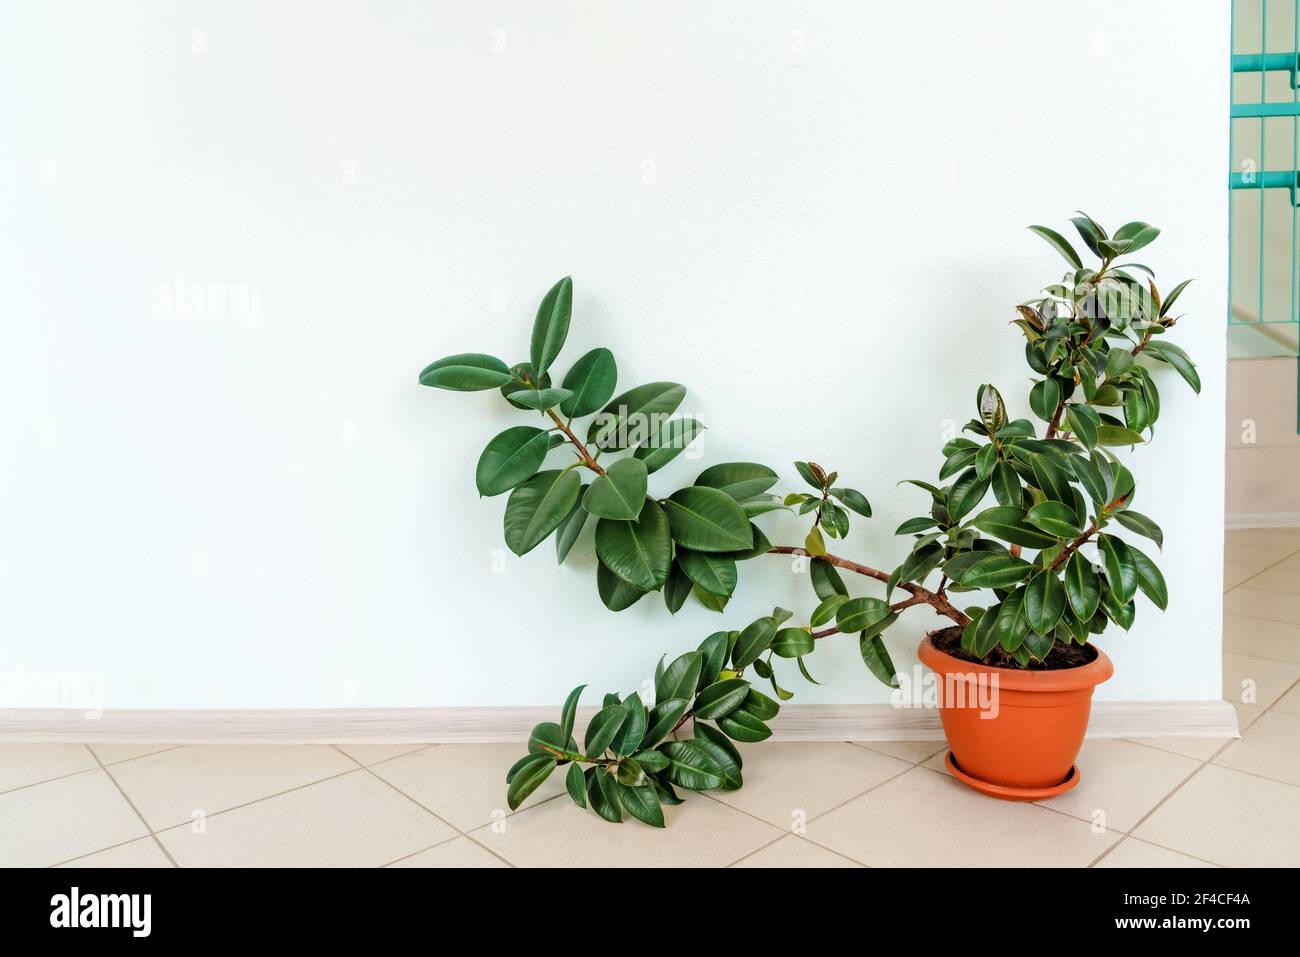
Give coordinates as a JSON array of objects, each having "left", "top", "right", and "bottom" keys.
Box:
[{"left": 917, "top": 633, "right": 1113, "bottom": 801}]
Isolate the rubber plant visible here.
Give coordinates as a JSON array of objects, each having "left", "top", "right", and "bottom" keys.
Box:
[{"left": 419, "top": 213, "right": 1198, "bottom": 826}]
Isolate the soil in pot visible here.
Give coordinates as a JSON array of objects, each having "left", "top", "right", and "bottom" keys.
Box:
[{"left": 930, "top": 625, "right": 1098, "bottom": 671}]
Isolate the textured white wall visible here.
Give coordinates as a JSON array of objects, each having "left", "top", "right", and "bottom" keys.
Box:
[{"left": 0, "top": 1, "right": 1227, "bottom": 708}]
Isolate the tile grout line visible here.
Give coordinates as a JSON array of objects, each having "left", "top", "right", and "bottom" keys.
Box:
[
  {"left": 1223, "top": 540, "right": 1300, "bottom": 593},
  {"left": 378, "top": 832, "right": 466, "bottom": 868},
  {"left": 83, "top": 745, "right": 180, "bottom": 869}
]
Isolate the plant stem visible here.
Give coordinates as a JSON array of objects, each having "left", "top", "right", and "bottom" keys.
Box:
[{"left": 546, "top": 409, "right": 606, "bottom": 475}]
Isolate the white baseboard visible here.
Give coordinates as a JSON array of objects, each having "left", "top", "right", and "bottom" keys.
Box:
[
  {"left": 0, "top": 700, "right": 1239, "bottom": 745},
  {"left": 1226, "top": 511, "right": 1300, "bottom": 529}
]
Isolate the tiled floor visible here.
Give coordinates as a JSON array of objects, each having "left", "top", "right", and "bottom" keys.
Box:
[{"left": 4, "top": 528, "right": 1299, "bottom": 868}]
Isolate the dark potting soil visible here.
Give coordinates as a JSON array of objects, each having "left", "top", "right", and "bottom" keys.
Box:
[{"left": 929, "top": 625, "right": 1099, "bottom": 671}]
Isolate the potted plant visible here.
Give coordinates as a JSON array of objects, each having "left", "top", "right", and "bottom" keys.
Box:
[{"left": 419, "top": 212, "right": 1198, "bottom": 822}]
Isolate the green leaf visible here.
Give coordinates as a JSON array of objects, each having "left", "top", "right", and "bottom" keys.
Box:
[
  {"left": 830, "top": 487, "right": 872, "bottom": 517},
  {"left": 810, "top": 559, "right": 848, "bottom": 598},
  {"left": 693, "top": 678, "right": 750, "bottom": 719},
  {"left": 974, "top": 443, "right": 998, "bottom": 481},
  {"left": 1113, "top": 221, "right": 1160, "bottom": 253},
  {"left": 696, "top": 633, "right": 728, "bottom": 690},
  {"left": 972, "top": 602, "right": 1002, "bottom": 657},
  {"left": 656, "top": 652, "right": 702, "bottom": 703},
  {"left": 503, "top": 469, "right": 582, "bottom": 555},
  {"left": 1113, "top": 509, "right": 1163, "bottom": 549},
  {"left": 527, "top": 721, "right": 575, "bottom": 759},
  {"left": 1098, "top": 533, "right": 1138, "bottom": 604},
  {"left": 1146, "top": 340, "right": 1200, "bottom": 391},
  {"left": 616, "top": 781, "right": 665, "bottom": 827},
  {"left": 565, "top": 762, "right": 586, "bottom": 808},
  {"left": 475, "top": 426, "right": 552, "bottom": 497},
  {"left": 959, "top": 554, "right": 1033, "bottom": 589},
  {"left": 948, "top": 468, "right": 990, "bottom": 523},
  {"left": 978, "top": 383, "right": 1008, "bottom": 432},
  {"left": 559, "top": 684, "right": 585, "bottom": 747},
  {"left": 743, "top": 688, "right": 780, "bottom": 721},
  {"left": 588, "top": 382, "right": 687, "bottom": 450},
  {"left": 810, "top": 594, "right": 850, "bottom": 627},
  {"left": 859, "top": 633, "right": 898, "bottom": 687},
  {"left": 1022, "top": 630, "right": 1055, "bottom": 661},
  {"left": 659, "top": 740, "right": 726, "bottom": 791},
  {"left": 1070, "top": 213, "right": 1106, "bottom": 257},
  {"left": 675, "top": 547, "right": 737, "bottom": 598},
  {"left": 836, "top": 597, "right": 891, "bottom": 633},
  {"left": 1025, "top": 501, "right": 1083, "bottom": 539},
  {"left": 506, "top": 754, "right": 556, "bottom": 810},
  {"left": 505, "top": 387, "right": 573, "bottom": 411},
  {"left": 1029, "top": 378, "right": 1060, "bottom": 422},
  {"left": 1024, "top": 570, "right": 1066, "bottom": 634},
  {"left": 897, "top": 541, "right": 944, "bottom": 584},
  {"left": 586, "top": 767, "right": 623, "bottom": 822},
  {"left": 991, "top": 460, "right": 1022, "bottom": 506},
  {"left": 771, "top": 626, "right": 815, "bottom": 658},
  {"left": 1128, "top": 543, "right": 1168, "bottom": 610},
  {"left": 693, "top": 462, "right": 779, "bottom": 501},
  {"left": 632, "top": 749, "right": 670, "bottom": 774},
  {"left": 663, "top": 560, "right": 693, "bottom": 613},
  {"left": 664, "top": 486, "right": 753, "bottom": 552},
  {"left": 969, "top": 506, "right": 1059, "bottom": 548},
  {"left": 583, "top": 457, "right": 649, "bottom": 520},
  {"left": 1030, "top": 454, "right": 1073, "bottom": 504},
  {"left": 1063, "top": 552, "right": 1101, "bottom": 622},
  {"left": 612, "top": 694, "right": 647, "bottom": 757},
  {"left": 554, "top": 491, "right": 589, "bottom": 564},
  {"left": 501, "top": 362, "right": 550, "bottom": 409},
  {"left": 1028, "top": 225, "right": 1083, "bottom": 270},
  {"left": 584, "top": 703, "right": 628, "bottom": 757},
  {"left": 1105, "top": 349, "right": 1134, "bottom": 380},
  {"left": 1099, "top": 583, "right": 1136, "bottom": 630},
  {"left": 643, "top": 697, "right": 689, "bottom": 745},
  {"left": 1096, "top": 424, "right": 1145, "bottom": 447},
  {"left": 559, "top": 347, "right": 617, "bottom": 417},
  {"left": 596, "top": 560, "right": 648, "bottom": 611},
  {"left": 691, "top": 723, "right": 744, "bottom": 788},
  {"left": 717, "top": 709, "right": 771, "bottom": 743},
  {"left": 418, "top": 353, "right": 513, "bottom": 391},
  {"left": 995, "top": 588, "right": 1031, "bottom": 652},
  {"left": 1064, "top": 404, "right": 1099, "bottom": 450},
  {"left": 896, "top": 516, "right": 939, "bottom": 535},
  {"left": 1160, "top": 278, "right": 1193, "bottom": 317},
  {"left": 594, "top": 500, "right": 671, "bottom": 591},
  {"left": 693, "top": 585, "right": 729, "bottom": 613},
  {"left": 529, "top": 276, "right": 573, "bottom": 377},
  {"left": 731, "top": 618, "right": 777, "bottom": 669},
  {"left": 634, "top": 417, "right": 706, "bottom": 474},
  {"left": 794, "top": 461, "right": 825, "bottom": 489}
]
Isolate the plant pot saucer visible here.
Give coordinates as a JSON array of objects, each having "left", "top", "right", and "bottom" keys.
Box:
[{"left": 944, "top": 751, "right": 1079, "bottom": 801}]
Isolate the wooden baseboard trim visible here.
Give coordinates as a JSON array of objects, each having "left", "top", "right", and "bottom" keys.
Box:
[
  {"left": 0, "top": 700, "right": 1238, "bottom": 745},
  {"left": 1226, "top": 511, "right": 1300, "bottom": 529}
]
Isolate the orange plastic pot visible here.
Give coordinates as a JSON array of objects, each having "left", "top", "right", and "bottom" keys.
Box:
[{"left": 917, "top": 633, "right": 1113, "bottom": 801}]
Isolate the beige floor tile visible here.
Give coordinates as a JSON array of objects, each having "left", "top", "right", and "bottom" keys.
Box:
[
  {"left": 854, "top": 740, "right": 948, "bottom": 763},
  {"left": 56, "top": 837, "right": 174, "bottom": 868},
  {"left": 1214, "top": 710, "right": 1300, "bottom": 786},
  {"left": 368, "top": 744, "right": 564, "bottom": 831},
  {"left": 1223, "top": 563, "right": 1261, "bottom": 590},
  {"left": 469, "top": 787, "right": 782, "bottom": 867},
  {"left": 1236, "top": 565, "right": 1300, "bottom": 596},
  {"left": 1126, "top": 735, "right": 1234, "bottom": 761},
  {"left": 387, "top": 836, "right": 508, "bottom": 868},
  {"left": 1223, "top": 542, "right": 1300, "bottom": 567},
  {"left": 707, "top": 742, "right": 910, "bottom": 828},
  {"left": 109, "top": 745, "right": 356, "bottom": 830},
  {"left": 1036, "top": 740, "right": 1200, "bottom": 832},
  {"left": 334, "top": 744, "right": 429, "bottom": 766},
  {"left": 1224, "top": 588, "right": 1300, "bottom": 625},
  {"left": 1134, "top": 764, "right": 1300, "bottom": 867},
  {"left": 1094, "top": 838, "right": 1217, "bottom": 868},
  {"left": 0, "top": 744, "right": 97, "bottom": 792},
  {"left": 1221, "top": 652, "right": 1300, "bottom": 708},
  {"left": 0, "top": 769, "right": 147, "bottom": 867},
  {"left": 1274, "top": 682, "right": 1300, "bottom": 716},
  {"left": 1222, "top": 614, "right": 1300, "bottom": 663},
  {"left": 89, "top": 744, "right": 180, "bottom": 765},
  {"left": 1225, "top": 527, "right": 1300, "bottom": 548},
  {"left": 731, "top": 834, "right": 862, "bottom": 868},
  {"left": 158, "top": 770, "right": 454, "bottom": 867},
  {"left": 806, "top": 767, "right": 1118, "bottom": 867}
]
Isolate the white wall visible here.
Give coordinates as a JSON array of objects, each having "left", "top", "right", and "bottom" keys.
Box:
[{"left": 0, "top": 1, "right": 1228, "bottom": 709}]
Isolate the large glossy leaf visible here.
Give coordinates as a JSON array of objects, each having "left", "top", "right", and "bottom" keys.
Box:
[
  {"left": 676, "top": 547, "right": 737, "bottom": 597},
  {"left": 505, "top": 387, "right": 573, "bottom": 411},
  {"left": 1029, "top": 454, "right": 1073, "bottom": 504},
  {"left": 836, "top": 597, "right": 891, "bottom": 633},
  {"left": 691, "top": 723, "right": 743, "bottom": 789},
  {"left": 503, "top": 469, "right": 582, "bottom": 555},
  {"left": 612, "top": 694, "right": 647, "bottom": 757},
  {"left": 1028, "top": 225, "right": 1083, "bottom": 270},
  {"left": 1113, "top": 509, "right": 1163, "bottom": 549},
  {"left": 559, "top": 685, "right": 585, "bottom": 747},
  {"left": 810, "top": 559, "right": 848, "bottom": 598},
  {"left": 731, "top": 618, "right": 777, "bottom": 669},
  {"left": 771, "top": 626, "right": 815, "bottom": 658},
  {"left": 693, "top": 462, "right": 779, "bottom": 501},
  {"left": 527, "top": 720, "right": 577, "bottom": 759},
  {"left": 831, "top": 487, "right": 872, "bottom": 517},
  {"left": 554, "top": 490, "right": 588, "bottom": 564},
  {"left": 696, "top": 632, "right": 728, "bottom": 689},
  {"left": 693, "top": 678, "right": 750, "bottom": 719},
  {"left": 1024, "top": 570, "right": 1066, "bottom": 634},
  {"left": 586, "top": 766, "right": 622, "bottom": 822},
  {"left": 969, "top": 506, "right": 1058, "bottom": 549},
  {"left": 991, "top": 460, "right": 1022, "bottom": 506},
  {"left": 859, "top": 633, "right": 898, "bottom": 687},
  {"left": 476, "top": 426, "right": 551, "bottom": 497},
  {"left": 659, "top": 740, "right": 725, "bottom": 790},
  {"left": 565, "top": 762, "right": 586, "bottom": 808},
  {"left": 664, "top": 486, "right": 753, "bottom": 552},
  {"left": 717, "top": 708, "right": 771, "bottom": 742},
  {"left": 559, "top": 347, "right": 617, "bottom": 417},
  {"left": 959, "top": 554, "right": 1033, "bottom": 589},
  {"left": 506, "top": 754, "right": 556, "bottom": 810},
  {"left": 1096, "top": 424, "right": 1144, "bottom": 447},
  {"left": 596, "top": 560, "right": 648, "bottom": 611},
  {"left": 663, "top": 560, "right": 693, "bottom": 613},
  {"left": 948, "top": 467, "right": 991, "bottom": 523},
  {"left": 583, "top": 457, "right": 648, "bottom": 520},
  {"left": 1025, "top": 501, "right": 1083, "bottom": 539},
  {"left": 594, "top": 500, "right": 671, "bottom": 590},
  {"left": 1128, "top": 543, "right": 1168, "bottom": 610},
  {"left": 995, "top": 588, "right": 1030, "bottom": 651},
  {"left": 1063, "top": 551, "right": 1101, "bottom": 622},
  {"left": 529, "top": 276, "right": 573, "bottom": 377},
  {"left": 1064, "top": 404, "right": 1100, "bottom": 450},
  {"left": 418, "top": 353, "right": 513, "bottom": 391},
  {"left": 584, "top": 703, "right": 628, "bottom": 757},
  {"left": 643, "top": 697, "right": 689, "bottom": 745},
  {"left": 1146, "top": 340, "right": 1200, "bottom": 394},
  {"left": 1098, "top": 533, "right": 1138, "bottom": 603},
  {"left": 655, "top": 651, "right": 702, "bottom": 702},
  {"left": 616, "top": 781, "right": 664, "bottom": 827},
  {"left": 588, "top": 382, "right": 686, "bottom": 451},
  {"left": 635, "top": 417, "right": 706, "bottom": 474}
]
